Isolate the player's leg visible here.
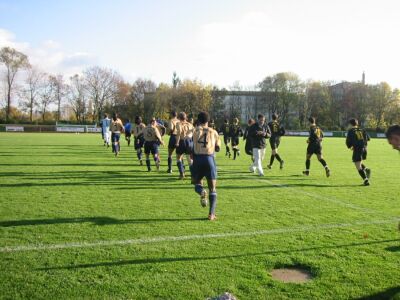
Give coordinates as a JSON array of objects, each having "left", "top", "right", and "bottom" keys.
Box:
[
  {"left": 224, "top": 137, "right": 230, "bottom": 157},
  {"left": 176, "top": 153, "right": 185, "bottom": 179},
  {"left": 317, "top": 153, "right": 330, "bottom": 177},
  {"left": 256, "top": 148, "right": 264, "bottom": 176},
  {"left": 303, "top": 153, "right": 312, "bottom": 176},
  {"left": 249, "top": 148, "right": 258, "bottom": 173},
  {"left": 144, "top": 142, "right": 151, "bottom": 171},
  {"left": 167, "top": 136, "right": 176, "bottom": 173},
  {"left": 206, "top": 178, "right": 217, "bottom": 220},
  {"left": 153, "top": 144, "right": 160, "bottom": 171}
]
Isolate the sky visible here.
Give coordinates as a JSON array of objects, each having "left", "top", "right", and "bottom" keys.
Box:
[{"left": 0, "top": 0, "right": 400, "bottom": 89}]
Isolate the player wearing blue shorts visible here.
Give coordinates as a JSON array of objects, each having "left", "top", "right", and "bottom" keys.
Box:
[
  {"left": 143, "top": 117, "right": 164, "bottom": 171},
  {"left": 124, "top": 119, "right": 132, "bottom": 146},
  {"left": 175, "top": 112, "right": 194, "bottom": 180},
  {"left": 192, "top": 111, "right": 221, "bottom": 221},
  {"left": 132, "top": 116, "right": 146, "bottom": 165},
  {"left": 167, "top": 111, "right": 179, "bottom": 173},
  {"left": 110, "top": 113, "right": 124, "bottom": 157}
]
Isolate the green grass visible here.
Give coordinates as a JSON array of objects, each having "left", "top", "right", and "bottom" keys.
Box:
[{"left": 0, "top": 133, "right": 399, "bottom": 300}]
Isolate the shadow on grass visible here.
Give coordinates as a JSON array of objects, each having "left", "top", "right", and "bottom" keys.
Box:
[
  {"left": 37, "top": 238, "right": 400, "bottom": 271},
  {"left": 0, "top": 216, "right": 206, "bottom": 227},
  {"left": 385, "top": 245, "right": 400, "bottom": 252},
  {"left": 355, "top": 286, "right": 400, "bottom": 300}
]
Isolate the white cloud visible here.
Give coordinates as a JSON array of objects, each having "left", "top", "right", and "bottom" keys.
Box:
[{"left": 0, "top": 28, "right": 97, "bottom": 77}]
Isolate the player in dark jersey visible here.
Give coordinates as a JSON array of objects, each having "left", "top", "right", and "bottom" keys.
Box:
[
  {"left": 243, "top": 118, "right": 255, "bottom": 162},
  {"left": 220, "top": 119, "right": 231, "bottom": 157},
  {"left": 209, "top": 119, "right": 216, "bottom": 130},
  {"left": 386, "top": 125, "right": 400, "bottom": 151},
  {"left": 346, "top": 118, "right": 371, "bottom": 186},
  {"left": 303, "top": 117, "right": 330, "bottom": 177},
  {"left": 267, "top": 113, "right": 285, "bottom": 169},
  {"left": 166, "top": 111, "right": 179, "bottom": 174},
  {"left": 229, "top": 118, "right": 243, "bottom": 160}
]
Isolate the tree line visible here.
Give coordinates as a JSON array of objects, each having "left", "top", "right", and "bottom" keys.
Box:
[{"left": 1, "top": 46, "right": 399, "bottom": 130}]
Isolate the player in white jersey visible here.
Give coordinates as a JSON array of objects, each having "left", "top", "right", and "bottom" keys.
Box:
[
  {"left": 192, "top": 111, "right": 221, "bottom": 221},
  {"left": 101, "top": 113, "right": 111, "bottom": 147}
]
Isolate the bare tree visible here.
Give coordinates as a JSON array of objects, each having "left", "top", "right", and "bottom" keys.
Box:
[
  {"left": 20, "top": 66, "right": 46, "bottom": 122},
  {"left": 68, "top": 74, "right": 87, "bottom": 123},
  {"left": 0, "top": 47, "right": 30, "bottom": 121},
  {"left": 38, "top": 75, "right": 54, "bottom": 122},
  {"left": 83, "top": 66, "right": 122, "bottom": 122},
  {"left": 49, "top": 74, "right": 66, "bottom": 121}
]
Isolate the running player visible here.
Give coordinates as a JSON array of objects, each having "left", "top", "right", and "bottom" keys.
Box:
[
  {"left": 248, "top": 114, "right": 271, "bottom": 176},
  {"left": 175, "top": 112, "right": 194, "bottom": 179},
  {"left": 386, "top": 125, "right": 400, "bottom": 151},
  {"left": 167, "top": 111, "right": 179, "bottom": 173},
  {"left": 110, "top": 113, "right": 124, "bottom": 156},
  {"left": 303, "top": 117, "right": 330, "bottom": 177},
  {"left": 346, "top": 118, "right": 371, "bottom": 186},
  {"left": 229, "top": 118, "right": 243, "bottom": 160},
  {"left": 124, "top": 119, "right": 132, "bottom": 146},
  {"left": 101, "top": 113, "right": 111, "bottom": 147},
  {"left": 143, "top": 117, "right": 164, "bottom": 171},
  {"left": 267, "top": 113, "right": 285, "bottom": 169},
  {"left": 209, "top": 119, "right": 216, "bottom": 130},
  {"left": 243, "top": 118, "right": 255, "bottom": 162},
  {"left": 192, "top": 111, "right": 221, "bottom": 221},
  {"left": 220, "top": 119, "right": 231, "bottom": 157},
  {"left": 132, "top": 116, "right": 146, "bottom": 165}
]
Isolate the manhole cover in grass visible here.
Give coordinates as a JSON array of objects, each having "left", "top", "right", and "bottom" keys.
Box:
[{"left": 271, "top": 267, "right": 313, "bottom": 283}]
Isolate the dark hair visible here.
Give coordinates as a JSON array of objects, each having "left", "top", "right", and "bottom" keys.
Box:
[
  {"left": 257, "top": 114, "right": 265, "bottom": 120},
  {"left": 104, "top": 113, "right": 108, "bottom": 118},
  {"left": 386, "top": 125, "right": 400, "bottom": 139},
  {"left": 308, "top": 117, "right": 315, "bottom": 124},
  {"left": 178, "top": 112, "right": 187, "bottom": 121},
  {"left": 149, "top": 117, "right": 156, "bottom": 124},
  {"left": 197, "top": 112, "right": 209, "bottom": 125},
  {"left": 272, "top": 113, "right": 278, "bottom": 120},
  {"left": 248, "top": 118, "right": 255, "bottom": 125},
  {"left": 112, "top": 112, "right": 118, "bottom": 121},
  {"left": 135, "top": 116, "right": 142, "bottom": 124},
  {"left": 224, "top": 119, "right": 228, "bottom": 123},
  {"left": 348, "top": 118, "right": 358, "bottom": 126},
  {"left": 126, "top": 119, "right": 130, "bottom": 123},
  {"left": 170, "top": 111, "right": 177, "bottom": 118}
]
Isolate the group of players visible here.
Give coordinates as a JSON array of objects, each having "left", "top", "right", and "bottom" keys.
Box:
[{"left": 100, "top": 111, "right": 400, "bottom": 220}]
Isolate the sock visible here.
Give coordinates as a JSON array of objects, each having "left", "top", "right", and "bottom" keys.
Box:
[
  {"left": 189, "top": 164, "right": 194, "bottom": 177},
  {"left": 146, "top": 159, "right": 151, "bottom": 170},
  {"left": 177, "top": 160, "right": 184, "bottom": 175},
  {"left": 275, "top": 154, "right": 282, "bottom": 163},
  {"left": 319, "top": 159, "right": 327, "bottom": 168},
  {"left": 361, "top": 164, "right": 366, "bottom": 170},
  {"left": 358, "top": 169, "right": 367, "bottom": 180},
  {"left": 306, "top": 159, "right": 311, "bottom": 170},
  {"left": 226, "top": 146, "right": 230, "bottom": 154},
  {"left": 209, "top": 192, "right": 217, "bottom": 215},
  {"left": 168, "top": 157, "right": 172, "bottom": 170},
  {"left": 154, "top": 157, "right": 158, "bottom": 163},
  {"left": 233, "top": 149, "right": 237, "bottom": 160},
  {"left": 137, "top": 150, "right": 142, "bottom": 160},
  {"left": 194, "top": 184, "right": 203, "bottom": 195},
  {"left": 269, "top": 155, "right": 275, "bottom": 166}
]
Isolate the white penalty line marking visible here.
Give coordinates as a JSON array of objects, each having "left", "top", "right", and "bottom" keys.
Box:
[
  {"left": 1, "top": 218, "right": 398, "bottom": 253},
  {"left": 259, "top": 178, "right": 382, "bottom": 215}
]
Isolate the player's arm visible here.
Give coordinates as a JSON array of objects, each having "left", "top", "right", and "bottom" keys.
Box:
[
  {"left": 214, "top": 130, "right": 221, "bottom": 152},
  {"left": 155, "top": 128, "right": 164, "bottom": 145},
  {"left": 175, "top": 123, "right": 181, "bottom": 145}
]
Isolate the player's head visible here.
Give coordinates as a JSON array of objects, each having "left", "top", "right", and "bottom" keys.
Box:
[
  {"left": 104, "top": 113, "right": 108, "bottom": 118},
  {"left": 348, "top": 118, "right": 358, "bottom": 127},
  {"left": 126, "top": 119, "right": 130, "bottom": 123},
  {"left": 134, "top": 116, "right": 142, "bottom": 125},
  {"left": 197, "top": 111, "right": 209, "bottom": 125},
  {"left": 248, "top": 118, "right": 255, "bottom": 125},
  {"left": 224, "top": 119, "right": 229, "bottom": 124},
  {"left": 233, "top": 118, "right": 239, "bottom": 125},
  {"left": 112, "top": 112, "right": 118, "bottom": 121},
  {"left": 170, "top": 111, "right": 177, "bottom": 118},
  {"left": 149, "top": 117, "right": 156, "bottom": 125},
  {"left": 272, "top": 113, "right": 278, "bottom": 121},
  {"left": 308, "top": 117, "right": 316, "bottom": 124},
  {"left": 386, "top": 125, "right": 400, "bottom": 150},
  {"left": 188, "top": 117, "right": 194, "bottom": 124},
  {"left": 178, "top": 112, "right": 187, "bottom": 121},
  {"left": 257, "top": 114, "right": 265, "bottom": 125},
  {"left": 210, "top": 119, "right": 215, "bottom": 124}
]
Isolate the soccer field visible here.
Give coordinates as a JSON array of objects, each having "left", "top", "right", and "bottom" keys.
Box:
[{"left": 0, "top": 133, "right": 399, "bottom": 299}]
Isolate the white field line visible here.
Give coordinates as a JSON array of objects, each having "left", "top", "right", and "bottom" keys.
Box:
[
  {"left": 0, "top": 218, "right": 398, "bottom": 253},
  {"left": 259, "top": 178, "right": 384, "bottom": 215}
]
